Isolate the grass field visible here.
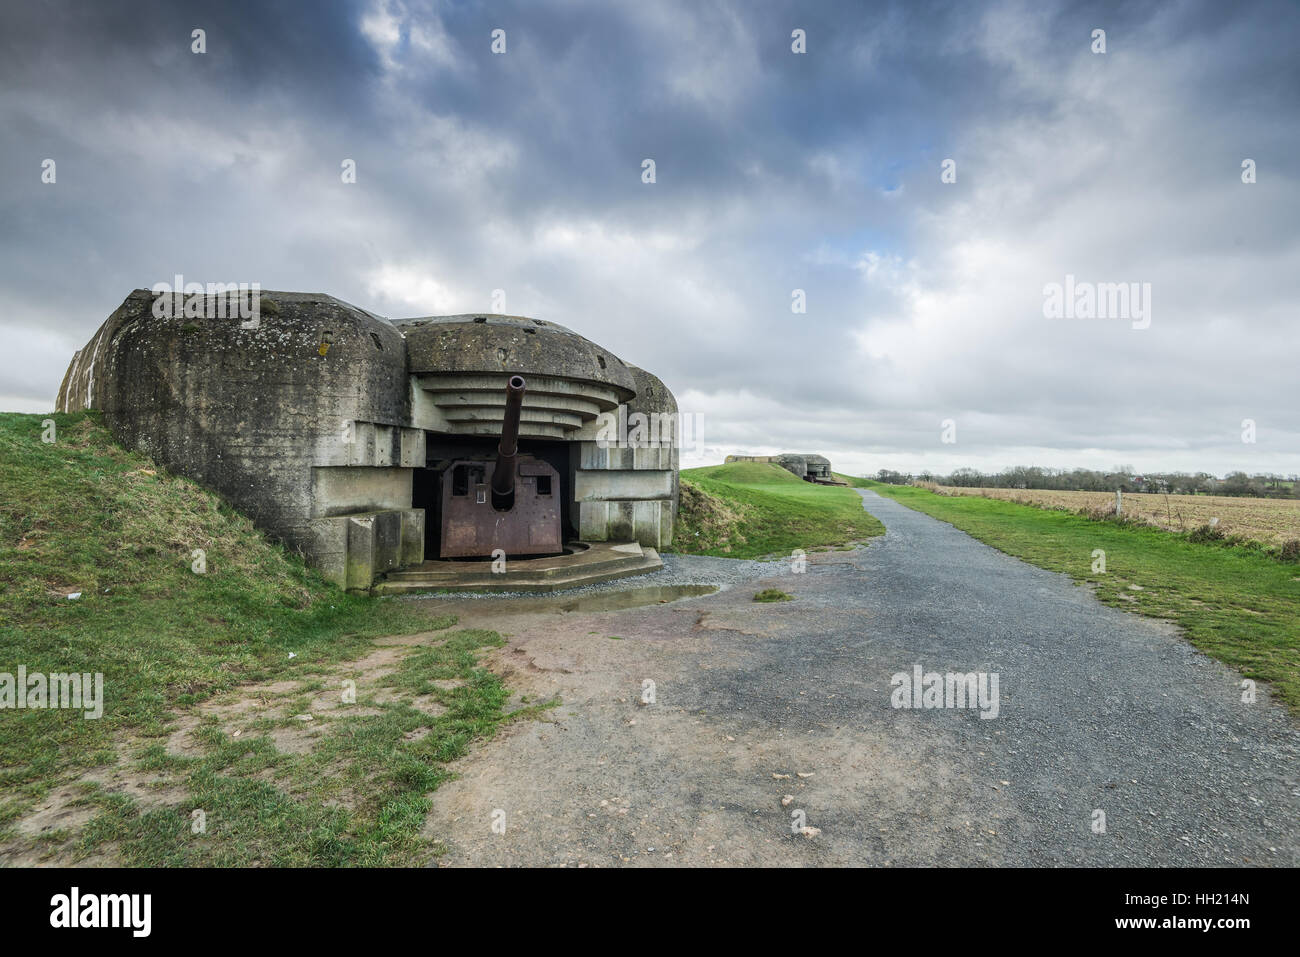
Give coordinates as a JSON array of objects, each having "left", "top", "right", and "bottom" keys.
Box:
[
  {"left": 673, "top": 461, "right": 884, "bottom": 559},
  {"left": 0, "top": 411, "right": 537, "bottom": 865},
  {"left": 861, "top": 480, "right": 1300, "bottom": 713},
  {"left": 931, "top": 485, "right": 1300, "bottom": 546}
]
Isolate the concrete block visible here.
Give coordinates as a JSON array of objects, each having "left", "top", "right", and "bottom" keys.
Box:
[
  {"left": 400, "top": 428, "right": 425, "bottom": 467},
  {"left": 375, "top": 425, "right": 394, "bottom": 466},
  {"left": 373, "top": 511, "right": 402, "bottom": 576},
  {"left": 632, "top": 445, "right": 670, "bottom": 470},
  {"left": 304, "top": 516, "right": 349, "bottom": 588},
  {"left": 633, "top": 500, "right": 662, "bottom": 546},
  {"left": 312, "top": 467, "right": 413, "bottom": 516},
  {"left": 400, "top": 508, "right": 425, "bottom": 566},
  {"left": 345, "top": 515, "right": 377, "bottom": 590},
  {"left": 606, "top": 500, "right": 635, "bottom": 540},
  {"left": 574, "top": 469, "right": 673, "bottom": 502},
  {"left": 344, "top": 510, "right": 403, "bottom": 589},
  {"left": 578, "top": 501, "right": 608, "bottom": 540},
  {"left": 348, "top": 421, "right": 375, "bottom": 466},
  {"left": 578, "top": 441, "right": 607, "bottom": 470}
]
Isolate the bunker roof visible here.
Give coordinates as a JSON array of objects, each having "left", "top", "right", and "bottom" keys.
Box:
[{"left": 397, "top": 313, "right": 637, "bottom": 397}]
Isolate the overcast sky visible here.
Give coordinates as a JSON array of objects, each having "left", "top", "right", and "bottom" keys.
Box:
[{"left": 2, "top": 0, "right": 1297, "bottom": 477}]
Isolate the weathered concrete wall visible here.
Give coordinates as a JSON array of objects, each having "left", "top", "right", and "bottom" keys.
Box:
[
  {"left": 725, "top": 452, "right": 835, "bottom": 482},
  {"left": 570, "top": 364, "right": 678, "bottom": 549},
  {"left": 57, "top": 290, "right": 420, "bottom": 588},
  {"left": 58, "top": 293, "right": 680, "bottom": 583},
  {"left": 401, "top": 314, "right": 637, "bottom": 398},
  {"left": 402, "top": 314, "right": 634, "bottom": 444},
  {"left": 311, "top": 467, "right": 413, "bottom": 516},
  {"left": 799, "top": 454, "right": 832, "bottom": 478},
  {"left": 401, "top": 315, "right": 678, "bottom": 551}
]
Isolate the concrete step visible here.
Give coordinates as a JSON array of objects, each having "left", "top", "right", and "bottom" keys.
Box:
[
  {"left": 384, "top": 550, "right": 642, "bottom": 582},
  {"left": 383, "top": 541, "right": 647, "bottom": 581},
  {"left": 373, "top": 542, "right": 661, "bottom": 594}
]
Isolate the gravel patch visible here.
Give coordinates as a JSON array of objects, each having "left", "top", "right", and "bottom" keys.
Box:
[{"left": 420, "top": 489, "right": 1299, "bottom": 866}]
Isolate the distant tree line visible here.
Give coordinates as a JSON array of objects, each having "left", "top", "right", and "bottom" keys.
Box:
[{"left": 874, "top": 466, "right": 1299, "bottom": 498}]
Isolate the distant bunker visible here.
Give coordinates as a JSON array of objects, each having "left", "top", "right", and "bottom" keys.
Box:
[
  {"left": 725, "top": 453, "right": 847, "bottom": 485},
  {"left": 58, "top": 291, "right": 679, "bottom": 591}
]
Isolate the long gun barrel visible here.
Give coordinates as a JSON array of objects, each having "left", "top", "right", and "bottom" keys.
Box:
[{"left": 490, "top": 375, "right": 527, "bottom": 501}]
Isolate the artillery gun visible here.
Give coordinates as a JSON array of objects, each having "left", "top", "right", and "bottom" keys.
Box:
[{"left": 437, "top": 375, "right": 563, "bottom": 558}]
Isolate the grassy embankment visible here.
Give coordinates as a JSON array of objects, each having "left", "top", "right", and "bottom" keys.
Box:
[
  {"left": 0, "top": 411, "right": 544, "bottom": 864},
  {"left": 672, "top": 462, "right": 884, "bottom": 559},
  {"left": 857, "top": 478, "right": 1300, "bottom": 713}
]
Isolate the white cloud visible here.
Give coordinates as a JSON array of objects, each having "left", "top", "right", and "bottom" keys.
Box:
[
  {"left": 364, "top": 264, "right": 467, "bottom": 315},
  {"left": 1, "top": 0, "right": 1296, "bottom": 482}
]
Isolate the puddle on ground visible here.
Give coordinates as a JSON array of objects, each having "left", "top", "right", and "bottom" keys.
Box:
[{"left": 499, "top": 584, "right": 720, "bottom": 614}]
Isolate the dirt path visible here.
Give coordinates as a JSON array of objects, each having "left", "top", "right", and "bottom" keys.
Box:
[{"left": 420, "top": 491, "right": 1300, "bottom": 867}]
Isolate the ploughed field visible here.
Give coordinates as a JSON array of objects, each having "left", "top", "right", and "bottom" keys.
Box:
[{"left": 932, "top": 486, "right": 1300, "bottom": 545}]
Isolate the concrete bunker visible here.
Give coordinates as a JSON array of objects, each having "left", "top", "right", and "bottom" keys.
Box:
[
  {"left": 57, "top": 291, "right": 679, "bottom": 591},
  {"left": 725, "top": 453, "right": 846, "bottom": 485}
]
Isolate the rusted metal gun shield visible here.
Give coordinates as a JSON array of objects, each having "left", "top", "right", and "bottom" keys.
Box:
[{"left": 439, "top": 454, "right": 563, "bottom": 558}]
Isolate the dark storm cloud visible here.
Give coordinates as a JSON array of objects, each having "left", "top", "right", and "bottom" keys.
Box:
[{"left": 1, "top": 0, "right": 1297, "bottom": 477}]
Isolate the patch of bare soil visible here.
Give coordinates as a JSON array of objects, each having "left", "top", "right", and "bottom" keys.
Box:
[
  {"left": 420, "top": 578, "right": 1018, "bottom": 867},
  {"left": 3, "top": 628, "right": 462, "bottom": 857},
  {"left": 12, "top": 786, "right": 98, "bottom": 839},
  {"left": 0, "top": 779, "right": 140, "bottom": 867}
]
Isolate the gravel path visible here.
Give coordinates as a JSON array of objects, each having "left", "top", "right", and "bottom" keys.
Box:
[{"left": 420, "top": 489, "right": 1299, "bottom": 866}]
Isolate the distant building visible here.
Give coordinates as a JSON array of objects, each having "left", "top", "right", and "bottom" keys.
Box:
[{"left": 725, "top": 453, "right": 845, "bottom": 485}]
